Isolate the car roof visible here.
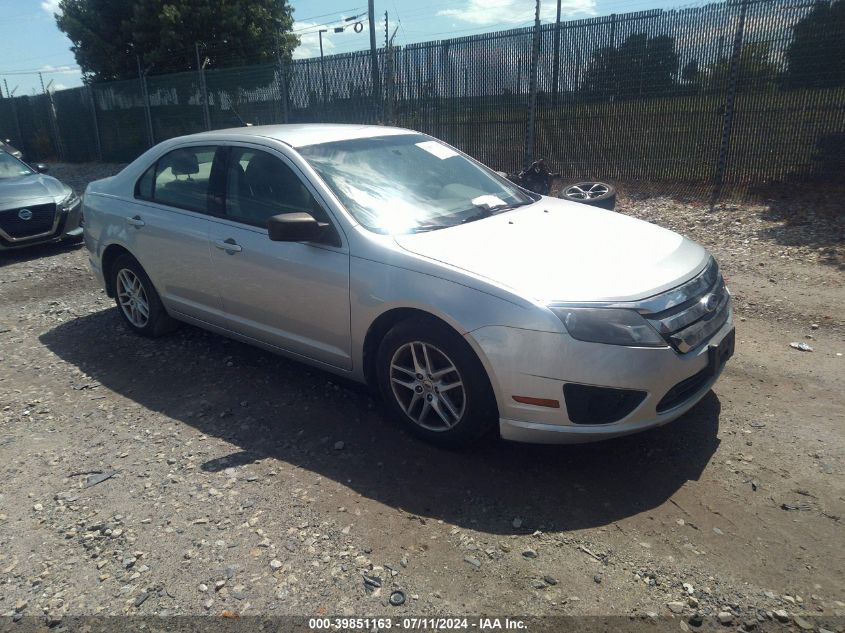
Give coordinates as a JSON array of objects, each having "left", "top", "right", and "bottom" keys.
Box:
[{"left": 187, "top": 123, "right": 415, "bottom": 148}]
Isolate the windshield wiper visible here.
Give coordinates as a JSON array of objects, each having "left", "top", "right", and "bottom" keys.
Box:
[
  {"left": 460, "top": 199, "right": 533, "bottom": 224},
  {"left": 461, "top": 207, "right": 493, "bottom": 224},
  {"left": 408, "top": 222, "right": 449, "bottom": 233}
]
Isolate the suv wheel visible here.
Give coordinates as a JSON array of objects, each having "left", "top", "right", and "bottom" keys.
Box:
[
  {"left": 111, "top": 253, "right": 176, "bottom": 337},
  {"left": 376, "top": 318, "right": 498, "bottom": 447}
]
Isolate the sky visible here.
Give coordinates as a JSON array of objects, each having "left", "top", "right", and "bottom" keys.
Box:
[{"left": 0, "top": 0, "right": 689, "bottom": 97}]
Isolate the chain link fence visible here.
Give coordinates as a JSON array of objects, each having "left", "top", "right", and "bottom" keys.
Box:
[{"left": 1, "top": 0, "right": 843, "bottom": 192}]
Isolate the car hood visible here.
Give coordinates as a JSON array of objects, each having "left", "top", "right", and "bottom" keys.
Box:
[
  {"left": 393, "top": 197, "right": 709, "bottom": 303},
  {"left": 0, "top": 174, "right": 69, "bottom": 211}
]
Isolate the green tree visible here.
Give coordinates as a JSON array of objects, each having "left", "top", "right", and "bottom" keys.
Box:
[
  {"left": 784, "top": 0, "right": 845, "bottom": 89},
  {"left": 582, "top": 33, "right": 679, "bottom": 99},
  {"left": 707, "top": 42, "right": 778, "bottom": 92},
  {"left": 55, "top": 0, "right": 297, "bottom": 81}
]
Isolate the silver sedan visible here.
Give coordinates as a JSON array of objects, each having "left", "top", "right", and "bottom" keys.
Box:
[{"left": 82, "top": 125, "right": 734, "bottom": 446}]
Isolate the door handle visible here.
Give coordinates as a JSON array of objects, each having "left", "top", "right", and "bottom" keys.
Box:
[
  {"left": 214, "top": 238, "right": 242, "bottom": 253},
  {"left": 127, "top": 215, "right": 145, "bottom": 228}
]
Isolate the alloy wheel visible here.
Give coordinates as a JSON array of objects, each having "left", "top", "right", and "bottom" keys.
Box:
[
  {"left": 389, "top": 341, "right": 466, "bottom": 431},
  {"left": 564, "top": 182, "right": 610, "bottom": 199},
  {"left": 116, "top": 268, "right": 150, "bottom": 328}
]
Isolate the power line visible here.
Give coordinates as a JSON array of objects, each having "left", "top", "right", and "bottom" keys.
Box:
[{"left": 293, "top": 6, "right": 366, "bottom": 24}]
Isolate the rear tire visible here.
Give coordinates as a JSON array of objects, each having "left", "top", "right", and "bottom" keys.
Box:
[
  {"left": 110, "top": 253, "right": 177, "bottom": 337},
  {"left": 376, "top": 317, "right": 498, "bottom": 448}
]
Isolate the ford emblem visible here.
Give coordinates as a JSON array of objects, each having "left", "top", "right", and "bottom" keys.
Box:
[
  {"left": 701, "top": 293, "right": 719, "bottom": 313},
  {"left": 18, "top": 208, "right": 33, "bottom": 221}
]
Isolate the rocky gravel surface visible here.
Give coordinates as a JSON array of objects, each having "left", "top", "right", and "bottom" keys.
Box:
[{"left": 0, "top": 164, "right": 843, "bottom": 629}]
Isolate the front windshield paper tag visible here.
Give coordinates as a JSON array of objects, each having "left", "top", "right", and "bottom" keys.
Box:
[
  {"left": 471, "top": 194, "right": 507, "bottom": 208},
  {"left": 415, "top": 141, "right": 459, "bottom": 160}
]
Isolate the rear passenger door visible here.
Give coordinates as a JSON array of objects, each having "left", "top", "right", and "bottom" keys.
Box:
[
  {"left": 208, "top": 145, "right": 352, "bottom": 370},
  {"left": 128, "top": 144, "right": 226, "bottom": 325}
]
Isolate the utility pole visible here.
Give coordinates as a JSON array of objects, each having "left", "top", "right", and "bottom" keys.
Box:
[
  {"left": 195, "top": 43, "right": 211, "bottom": 130},
  {"left": 551, "top": 0, "right": 562, "bottom": 106},
  {"left": 319, "top": 29, "right": 328, "bottom": 104},
  {"left": 368, "top": 0, "right": 381, "bottom": 116}
]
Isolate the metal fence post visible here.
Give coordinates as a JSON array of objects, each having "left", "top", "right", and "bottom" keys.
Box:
[
  {"left": 137, "top": 56, "right": 155, "bottom": 147},
  {"left": 87, "top": 85, "right": 102, "bottom": 162},
  {"left": 4, "top": 80, "right": 24, "bottom": 149},
  {"left": 711, "top": 0, "right": 749, "bottom": 206},
  {"left": 40, "top": 72, "right": 64, "bottom": 160},
  {"left": 279, "top": 59, "right": 290, "bottom": 124},
  {"left": 523, "top": 0, "right": 542, "bottom": 167},
  {"left": 274, "top": 35, "right": 290, "bottom": 124},
  {"left": 196, "top": 43, "right": 211, "bottom": 130},
  {"left": 551, "top": 0, "right": 562, "bottom": 107}
]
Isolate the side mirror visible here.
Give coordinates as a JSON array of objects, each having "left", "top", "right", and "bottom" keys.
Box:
[
  {"left": 267, "top": 212, "right": 327, "bottom": 243},
  {"left": 35, "top": 163, "right": 49, "bottom": 173}
]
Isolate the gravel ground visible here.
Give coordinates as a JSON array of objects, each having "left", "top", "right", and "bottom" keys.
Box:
[{"left": 1, "top": 163, "right": 843, "bottom": 628}]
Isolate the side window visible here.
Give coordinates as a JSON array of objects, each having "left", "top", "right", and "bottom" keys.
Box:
[
  {"left": 143, "top": 146, "right": 218, "bottom": 213},
  {"left": 225, "top": 148, "right": 328, "bottom": 228}
]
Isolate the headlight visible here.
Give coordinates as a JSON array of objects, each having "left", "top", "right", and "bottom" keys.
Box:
[
  {"left": 550, "top": 307, "right": 666, "bottom": 347},
  {"left": 60, "top": 192, "right": 80, "bottom": 210}
]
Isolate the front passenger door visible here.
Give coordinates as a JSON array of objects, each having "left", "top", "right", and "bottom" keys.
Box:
[{"left": 208, "top": 146, "right": 352, "bottom": 370}]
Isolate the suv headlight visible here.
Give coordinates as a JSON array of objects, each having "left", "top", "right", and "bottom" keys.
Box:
[
  {"left": 550, "top": 307, "right": 666, "bottom": 347},
  {"left": 60, "top": 192, "right": 80, "bottom": 211}
]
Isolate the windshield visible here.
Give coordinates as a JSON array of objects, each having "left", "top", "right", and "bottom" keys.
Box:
[
  {"left": 298, "top": 133, "right": 536, "bottom": 234},
  {"left": 0, "top": 150, "right": 34, "bottom": 180}
]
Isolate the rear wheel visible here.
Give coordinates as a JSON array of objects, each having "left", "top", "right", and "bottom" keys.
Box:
[
  {"left": 111, "top": 253, "right": 176, "bottom": 337},
  {"left": 376, "top": 318, "right": 498, "bottom": 447}
]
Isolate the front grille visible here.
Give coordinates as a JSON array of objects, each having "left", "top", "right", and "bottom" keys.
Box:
[
  {"left": 0, "top": 203, "right": 57, "bottom": 239},
  {"left": 643, "top": 259, "right": 731, "bottom": 353}
]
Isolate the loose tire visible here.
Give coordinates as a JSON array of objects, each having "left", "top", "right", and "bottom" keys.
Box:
[
  {"left": 559, "top": 181, "right": 617, "bottom": 210},
  {"left": 110, "top": 253, "right": 177, "bottom": 337},
  {"left": 376, "top": 317, "right": 498, "bottom": 447}
]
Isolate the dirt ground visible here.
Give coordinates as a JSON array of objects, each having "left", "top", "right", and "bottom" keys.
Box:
[{"left": 0, "top": 164, "right": 843, "bottom": 628}]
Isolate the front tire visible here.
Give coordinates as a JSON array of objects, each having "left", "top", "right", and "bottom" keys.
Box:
[
  {"left": 111, "top": 253, "right": 176, "bottom": 337},
  {"left": 376, "top": 318, "right": 498, "bottom": 447}
]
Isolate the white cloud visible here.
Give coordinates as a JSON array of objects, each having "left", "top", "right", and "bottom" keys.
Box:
[
  {"left": 292, "top": 21, "right": 337, "bottom": 60},
  {"left": 52, "top": 83, "right": 67, "bottom": 91},
  {"left": 41, "top": 0, "right": 62, "bottom": 15},
  {"left": 39, "top": 64, "right": 81, "bottom": 76},
  {"left": 438, "top": 0, "right": 595, "bottom": 26}
]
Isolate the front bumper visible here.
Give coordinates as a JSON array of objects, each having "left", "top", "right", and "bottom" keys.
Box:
[{"left": 467, "top": 311, "right": 734, "bottom": 444}]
